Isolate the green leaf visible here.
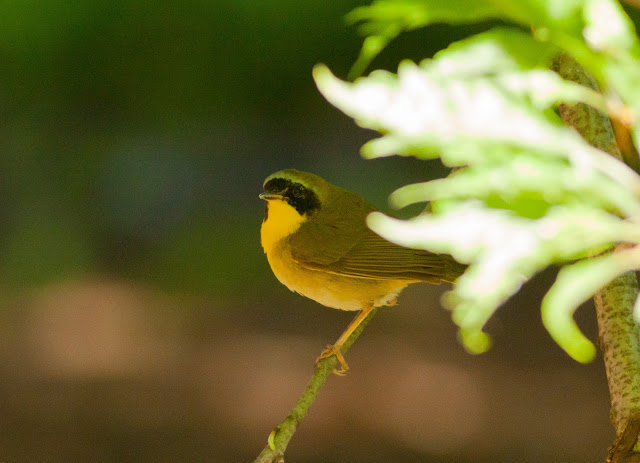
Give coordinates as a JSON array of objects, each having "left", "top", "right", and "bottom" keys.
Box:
[
  {"left": 602, "top": 58, "right": 640, "bottom": 151},
  {"left": 458, "top": 329, "right": 492, "bottom": 355},
  {"left": 346, "top": 0, "right": 640, "bottom": 149},
  {"left": 493, "top": 70, "right": 608, "bottom": 111},
  {"left": 536, "top": 206, "right": 640, "bottom": 261},
  {"left": 581, "top": 0, "right": 639, "bottom": 53},
  {"left": 331, "top": 0, "right": 640, "bottom": 361},
  {"left": 346, "top": 0, "right": 590, "bottom": 77},
  {"left": 313, "top": 63, "right": 640, "bottom": 194},
  {"left": 560, "top": 1, "right": 640, "bottom": 150},
  {"left": 634, "top": 290, "right": 640, "bottom": 325},
  {"left": 542, "top": 247, "right": 640, "bottom": 362},
  {"left": 368, "top": 203, "right": 541, "bottom": 352},
  {"left": 367, "top": 202, "right": 640, "bottom": 356},
  {"left": 429, "top": 27, "right": 558, "bottom": 77},
  {"left": 346, "top": 0, "right": 505, "bottom": 78},
  {"left": 390, "top": 156, "right": 640, "bottom": 218}
]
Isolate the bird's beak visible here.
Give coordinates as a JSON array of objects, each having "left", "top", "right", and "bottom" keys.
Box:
[{"left": 259, "top": 192, "right": 283, "bottom": 200}]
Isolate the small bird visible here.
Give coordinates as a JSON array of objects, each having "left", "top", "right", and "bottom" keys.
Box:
[{"left": 260, "top": 169, "right": 464, "bottom": 374}]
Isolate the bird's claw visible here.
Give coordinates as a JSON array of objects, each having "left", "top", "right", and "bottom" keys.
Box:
[{"left": 316, "top": 344, "right": 349, "bottom": 375}]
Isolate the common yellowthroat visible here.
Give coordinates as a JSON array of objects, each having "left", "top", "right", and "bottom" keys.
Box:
[{"left": 260, "top": 169, "right": 464, "bottom": 374}]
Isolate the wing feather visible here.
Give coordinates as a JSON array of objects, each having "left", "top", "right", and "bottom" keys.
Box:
[{"left": 288, "top": 192, "right": 462, "bottom": 282}]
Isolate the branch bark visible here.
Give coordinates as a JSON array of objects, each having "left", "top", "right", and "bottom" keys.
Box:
[
  {"left": 552, "top": 54, "right": 640, "bottom": 461},
  {"left": 253, "top": 308, "right": 378, "bottom": 463}
]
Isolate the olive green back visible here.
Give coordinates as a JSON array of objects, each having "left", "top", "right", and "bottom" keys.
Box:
[{"left": 287, "top": 180, "right": 464, "bottom": 283}]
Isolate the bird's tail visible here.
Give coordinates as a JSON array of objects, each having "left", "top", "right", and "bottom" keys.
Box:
[{"left": 442, "top": 254, "right": 467, "bottom": 283}]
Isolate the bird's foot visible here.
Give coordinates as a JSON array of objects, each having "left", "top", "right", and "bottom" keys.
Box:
[{"left": 316, "top": 344, "right": 349, "bottom": 376}]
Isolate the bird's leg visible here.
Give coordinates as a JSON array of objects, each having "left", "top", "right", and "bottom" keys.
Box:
[{"left": 316, "top": 303, "right": 374, "bottom": 376}]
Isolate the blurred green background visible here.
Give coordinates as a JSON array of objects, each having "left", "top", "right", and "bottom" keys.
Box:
[{"left": 1, "top": 1, "right": 637, "bottom": 462}]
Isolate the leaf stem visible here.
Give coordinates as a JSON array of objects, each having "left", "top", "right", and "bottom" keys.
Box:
[
  {"left": 552, "top": 54, "right": 640, "bottom": 455},
  {"left": 253, "top": 309, "right": 378, "bottom": 463}
]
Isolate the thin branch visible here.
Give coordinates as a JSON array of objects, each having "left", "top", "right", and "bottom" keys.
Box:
[
  {"left": 253, "top": 308, "right": 378, "bottom": 463},
  {"left": 552, "top": 54, "right": 640, "bottom": 459}
]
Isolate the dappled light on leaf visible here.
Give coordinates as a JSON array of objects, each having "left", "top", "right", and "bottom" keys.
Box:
[
  {"left": 346, "top": 0, "right": 504, "bottom": 78},
  {"left": 389, "top": 157, "right": 640, "bottom": 218},
  {"left": 368, "top": 198, "right": 640, "bottom": 356},
  {"left": 316, "top": 0, "right": 640, "bottom": 360},
  {"left": 542, "top": 248, "right": 640, "bottom": 362},
  {"left": 582, "top": 0, "right": 637, "bottom": 52},
  {"left": 368, "top": 204, "right": 540, "bottom": 351},
  {"left": 429, "top": 28, "right": 557, "bottom": 77},
  {"left": 314, "top": 63, "right": 640, "bottom": 194}
]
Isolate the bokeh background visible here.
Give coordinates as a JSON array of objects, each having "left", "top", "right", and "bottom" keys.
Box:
[{"left": 2, "top": 2, "right": 640, "bottom": 462}]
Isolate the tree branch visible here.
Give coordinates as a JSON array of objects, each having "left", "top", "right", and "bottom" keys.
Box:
[
  {"left": 253, "top": 308, "right": 378, "bottom": 463},
  {"left": 552, "top": 54, "right": 640, "bottom": 459}
]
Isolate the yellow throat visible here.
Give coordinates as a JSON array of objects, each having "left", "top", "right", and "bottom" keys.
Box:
[{"left": 261, "top": 198, "right": 306, "bottom": 255}]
